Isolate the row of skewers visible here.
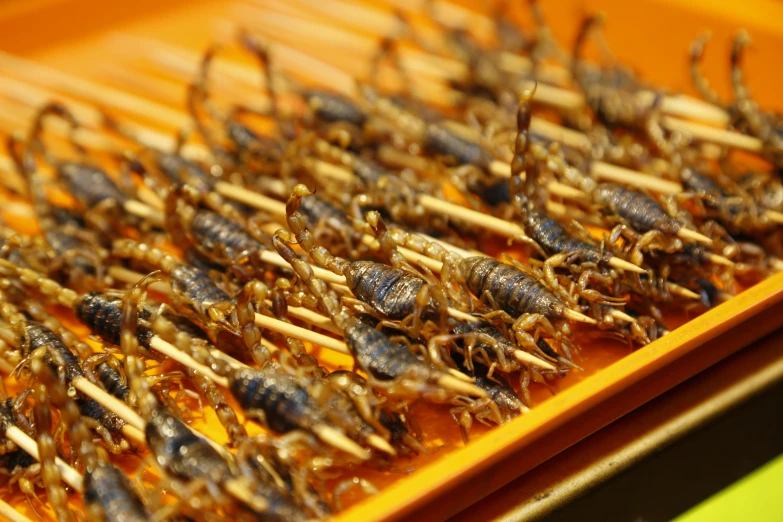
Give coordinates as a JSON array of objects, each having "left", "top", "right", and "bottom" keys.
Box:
[{"left": 1, "top": 1, "right": 782, "bottom": 520}]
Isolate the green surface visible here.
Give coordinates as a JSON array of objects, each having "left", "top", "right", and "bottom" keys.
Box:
[{"left": 675, "top": 452, "right": 783, "bottom": 522}]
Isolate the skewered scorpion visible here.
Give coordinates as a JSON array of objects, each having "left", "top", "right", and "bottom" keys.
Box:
[{"left": 30, "top": 359, "right": 152, "bottom": 522}]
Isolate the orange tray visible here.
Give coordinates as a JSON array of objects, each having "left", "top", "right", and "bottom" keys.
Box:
[{"left": 0, "top": 1, "right": 782, "bottom": 521}]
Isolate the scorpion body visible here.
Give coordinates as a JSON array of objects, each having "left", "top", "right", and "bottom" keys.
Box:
[{"left": 31, "top": 359, "right": 151, "bottom": 522}]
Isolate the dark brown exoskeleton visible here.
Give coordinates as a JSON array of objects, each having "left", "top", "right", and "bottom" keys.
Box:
[
  {"left": 139, "top": 276, "right": 391, "bottom": 462},
  {"left": 25, "top": 103, "right": 145, "bottom": 237},
  {"left": 0, "top": 291, "right": 130, "bottom": 454},
  {"left": 571, "top": 14, "right": 651, "bottom": 132},
  {"left": 730, "top": 32, "right": 783, "bottom": 167},
  {"left": 285, "top": 184, "right": 455, "bottom": 332},
  {"left": 0, "top": 395, "right": 47, "bottom": 514},
  {"left": 6, "top": 130, "right": 105, "bottom": 292},
  {"left": 447, "top": 351, "right": 526, "bottom": 443},
  {"left": 368, "top": 218, "right": 595, "bottom": 361},
  {"left": 113, "top": 279, "right": 275, "bottom": 520},
  {"left": 273, "top": 228, "right": 488, "bottom": 406},
  {"left": 111, "top": 238, "right": 270, "bottom": 366},
  {"left": 29, "top": 359, "right": 152, "bottom": 522},
  {"left": 188, "top": 44, "right": 283, "bottom": 179}
]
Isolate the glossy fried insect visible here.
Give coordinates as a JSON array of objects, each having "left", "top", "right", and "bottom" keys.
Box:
[
  {"left": 7, "top": 135, "right": 104, "bottom": 291},
  {"left": 116, "top": 279, "right": 272, "bottom": 519},
  {"left": 165, "top": 188, "right": 279, "bottom": 283},
  {"left": 112, "top": 238, "right": 270, "bottom": 365},
  {"left": 571, "top": 14, "right": 649, "bottom": 131},
  {"left": 374, "top": 222, "right": 594, "bottom": 359},
  {"left": 273, "top": 229, "right": 488, "bottom": 404},
  {"left": 235, "top": 437, "right": 330, "bottom": 520},
  {"left": 26, "top": 103, "right": 137, "bottom": 235},
  {"left": 286, "top": 184, "right": 450, "bottom": 326},
  {"left": 28, "top": 367, "right": 76, "bottom": 522},
  {"left": 189, "top": 44, "right": 283, "bottom": 175},
  {"left": 0, "top": 396, "right": 45, "bottom": 512},
  {"left": 150, "top": 297, "right": 382, "bottom": 461},
  {"left": 0, "top": 298, "right": 129, "bottom": 453},
  {"left": 447, "top": 352, "right": 525, "bottom": 443},
  {"left": 30, "top": 359, "right": 151, "bottom": 522}
]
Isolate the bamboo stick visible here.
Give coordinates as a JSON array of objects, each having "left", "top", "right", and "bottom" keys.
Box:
[
  {"left": 110, "top": 266, "right": 557, "bottom": 371},
  {"left": 3, "top": 426, "right": 84, "bottom": 492},
  {"left": 0, "top": 498, "right": 34, "bottom": 522},
  {"left": 255, "top": 0, "right": 730, "bottom": 126},
  {"left": 0, "top": 51, "right": 189, "bottom": 129}
]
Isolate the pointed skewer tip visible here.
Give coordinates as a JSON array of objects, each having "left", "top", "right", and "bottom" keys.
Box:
[
  {"left": 447, "top": 368, "right": 475, "bottom": 382},
  {"left": 563, "top": 309, "right": 597, "bottom": 325},
  {"left": 667, "top": 283, "right": 701, "bottom": 300},
  {"left": 677, "top": 227, "right": 713, "bottom": 245},
  {"left": 513, "top": 350, "right": 557, "bottom": 371},
  {"left": 366, "top": 434, "right": 397, "bottom": 456},
  {"left": 437, "top": 374, "right": 489, "bottom": 398},
  {"left": 313, "top": 424, "right": 371, "bottom": 460},
  {"left": 708, "top": 253, "right": 735, "bottom": 267},
  {"left": 608, "top": 310, "right": 638, "bottom": 323},
  {"left": 608, "top": 256, "right": 646, "bottom": 274}
]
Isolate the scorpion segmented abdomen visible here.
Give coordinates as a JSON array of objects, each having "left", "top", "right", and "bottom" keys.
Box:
[
  {"left": 681, "top": 169, "right": 723, "bottom": 195},
  {"left": 191, "top": 210, "right": 262, "bottom": 260},
  {"left": 298, "top": 196, "right": 357, "bottom": 237},
  {"left": 594, "top": 184, "right": 681, "bottom": 235},
  {"left": 424, "top": 124, "right": 492, "bottom": 167},
  {"left": 77, "top": 397, "right": 126, "bottom": 434},
  {"left": 523, "top": 208, "right": 605, "bottom": 263},
  {"left": 305, "top": 90, "right": 367, "bottom": 127},
  {"left": 157, "top": 153, "right": 215, "bottom": 191},
  {"left": 60, "top": 162, "right": 128, "bottom": 208},
  {"left": 351, "top": 158, "right": 386, "bottom": 187},
  {"left": 460, "top": 257, "right": 563, "bottom": 319},
  {"left": 84, "top": 464, "right": 149, "bottom": 522},
  {"left": 344, "top": 261, "right": 427, "bottom": 320},
  {"left": 145, "top": 406, "right": 233, "bottom": 485},
  {"left": 343, "top": 317, "right": 421, "bottom": 381},
  {"left": 94, "top": 362, "right": 130, "bottom": 400},
  {"left": 0, "top": 449, "right": 37, "bottom": 473},
  {"left": 43, "top": 230, "right": 97, "bottom": 275},
  {"left": 22, "top": 322, "right": 83, "bottom": 382},
  {"left": 229, "top": 367, "right": 321, "bottom": 434},
  {"left": 170, "top": 264, "right": 231, "bottom": 315},
  {"left": 75, "top": 293, "right": 154, "bottom": 349}
]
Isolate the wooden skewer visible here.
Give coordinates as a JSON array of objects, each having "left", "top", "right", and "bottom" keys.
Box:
[
  {"left": 376, "top": 0, "right": 730, "bottom": 124},
  {"left": 214, "top": 179, "right": 454, "bottom": 275},
  {"left": 668, "top": 283, "right": 701, "bottom": 300},
  {"left": 0, "top": 498, "right": 34, "bottom": 522},
  {"left": 414, "top": 194, "right": 645, "bottom": 274},
  {"left": 148, "top": 337, "right": 230, "bottom": 387},
  {"left": 111, "top": 266, "right": 558, "bottom": 372},
  {"left": 661, "top": 115, "right": 763, "bottom": 152},
  {"left": 674, "top": 227, "right": 714, "bottom": 246},
  {"left": 436, "top": 374, "right": 488, "bottom": 398},
  {"left": 513, "top": 349, "right": 556, "bottom": 371},
  {"left": 485, "top": 148, "right": 684, "bottom": 195},
  {"left": 562, "top": 309, "right": 597, "bottom": 325},
  {"left": 3, "top": 425, "right": 84, "bottom": 492},
  {"left": 107, "top": 32, "right": 756, "bottom": 209},
  {"left": 71, "top": 378, "right": 147, "bottom": 441},
  {"left": 0, "top": 51, "right": 189, "bottom": 129},
  {"left": 609, "top": 309, "right": 637, "bottom": 324},
  {"left": 255, "top": 0, "right": 730, "bottom": 126},
  {"left": 0, "top": 56, "right": 730, "bottom": 289}
]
